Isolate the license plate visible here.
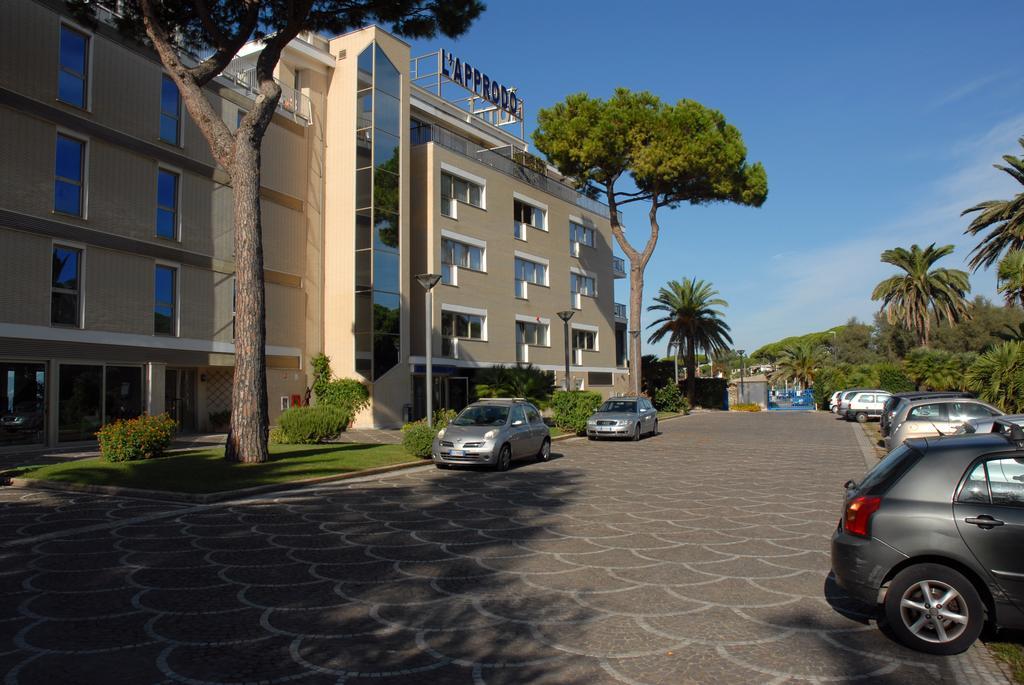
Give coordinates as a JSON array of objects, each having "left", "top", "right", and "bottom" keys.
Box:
[
  {"left": 449, "top": 449, "right": 464, "bottom": 457},
  {"left": 599, "top": 426, "right": 613, "bottom": 432}
]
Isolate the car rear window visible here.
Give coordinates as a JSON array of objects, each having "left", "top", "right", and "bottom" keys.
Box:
[
  {"left": 857, "top": 444, "right": 924, "bottom": 495},
  {"left": 908, "top": 403, "right": 947, "bottom": 421}
]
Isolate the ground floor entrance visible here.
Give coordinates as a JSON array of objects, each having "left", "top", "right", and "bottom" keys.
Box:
[{"left": 411, "top": 373, "right": 471, "bottom": 421}]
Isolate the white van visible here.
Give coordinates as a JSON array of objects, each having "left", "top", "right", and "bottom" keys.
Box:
[{"left": 844, "top": 391, "right": 891, "bottom": 423}]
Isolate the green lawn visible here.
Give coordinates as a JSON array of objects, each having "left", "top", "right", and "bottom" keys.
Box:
[
  {"left": 657, "top": 411, "right": 683, "bottom": 419},
  {"left": 988, "top": 639, "right": 1024, "bottom": 684},
  {"left": 548, "top": 426, "right": 572, "bottom": 438},
  {"left": 19, "top": 443, "right": 417, "bottom": 494}
]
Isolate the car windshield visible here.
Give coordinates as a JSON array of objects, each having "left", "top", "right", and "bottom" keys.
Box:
[
  {"left": 452, "top": 405, "right": 510, "bottom": 427},
  {"left": 598, "top": 401, "right": 637, "bottom": 413}
]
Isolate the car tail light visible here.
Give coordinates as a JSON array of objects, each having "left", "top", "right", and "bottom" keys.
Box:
[{"left": 844, "top": 496, "right": 881, "bottom": 537}]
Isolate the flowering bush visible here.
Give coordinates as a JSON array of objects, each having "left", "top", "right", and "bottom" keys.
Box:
[
  {"left": 96, "top": 413, "right": 178, "bottom": 462},
  {"left": 731, "top": 403, "right": 762, "bottom": 412}
]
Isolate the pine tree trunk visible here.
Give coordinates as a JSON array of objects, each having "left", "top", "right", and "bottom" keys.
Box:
[
  {"left": 629, "top": 266, "right": 644, "bottom": 396},
  {"left": 224, "top": 139, "right": 270, "bottom": 463},
  {"left": 686, "top": 337, "right": 697, "bottom": 405}
]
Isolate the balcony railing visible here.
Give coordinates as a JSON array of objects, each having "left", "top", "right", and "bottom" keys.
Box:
[
  {"left": 614, "top": 303, "right": 627, "bottom": 321},
  {"left": 612, "top": 256, "right": 627, "bottom": 278},
  {"left": 412, "top": 123, "right": 611, "bottom": 219}
]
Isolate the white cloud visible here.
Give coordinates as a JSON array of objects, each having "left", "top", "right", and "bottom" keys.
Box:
[{"left": 930, "top": 71, "right": 1010, "bottom": 109}]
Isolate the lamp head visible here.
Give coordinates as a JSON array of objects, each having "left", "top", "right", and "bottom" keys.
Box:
[
  {"left": 556, "top": 310, "right": 575, "bottom": 323},
  {"left": 416, "top": 273, "right": 442, "bottom": 290}
]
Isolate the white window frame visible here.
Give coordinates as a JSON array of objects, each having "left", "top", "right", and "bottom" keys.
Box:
[
  {"left": 569, "top": 215, "right": 595, "bottom": 257},
  {"left": 515, "top": 314, "right": 550, "bottom": 363},
  {"left": 57, "top": 20, "right": 93, "bottom": 111},
  {"left": 50, "top": 239, "right": 86, "bottom": 329},
  {"left": 440, "top": 304, "right": 488, "bottom": 359},
  {"left": 571, "top": 322, "right": 599, "bottom": 365},
  {"left": 159, "top": 73, "right": 184, "bottom": 147},
  {"left": 514, "top": 250, "right": 549, "bottom": 299},
  {"left": 570, "top": 267, "right": 598, "bottom": 309},
  {"left": 155, "top": 164, "right": 183, "bottom": 242},
  {"left": 440, "top": 229, "right": 487, "bottom": 286},
  {"left": 154, "top": 259, "right": 181, "bottom": 337},
  {"left": 440, "top": 163, "right": 486, "bottom": 219},
  {"left": 513, "top": 191, "right": 548, "bottom": 240},
  {"left": 54, "top": 127, "right": 90, "bottom": 220}
]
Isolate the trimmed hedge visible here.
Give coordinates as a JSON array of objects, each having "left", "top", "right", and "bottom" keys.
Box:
[
  {"left": 691, "top": 378, "right": 729, "bottom": 409},
  {"left": 550, "top": 390, "right": 603, "bottom": 434},
  {"left": 653, "top": 384, "right": 685, "bottom": 413},
  {"left": 277, "top": 405, "right": 350, "bottom": 444},
  {"left": 401, "top": 410, "right": 457, "bottom": 458},
  {"left": 97, "top": 413, "right": 177, "bottom": 462}
]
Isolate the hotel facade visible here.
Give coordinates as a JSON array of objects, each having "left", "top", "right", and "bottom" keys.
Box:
[{"left": 0, "top": 0, "right": 629, "bottom": 449}]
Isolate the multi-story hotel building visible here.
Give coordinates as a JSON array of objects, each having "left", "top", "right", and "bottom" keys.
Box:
[{"left": 0, "top": 0, "right": 629, "bottom": 449}]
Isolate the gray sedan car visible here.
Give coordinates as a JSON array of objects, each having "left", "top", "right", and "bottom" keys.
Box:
[
  {"left": 832, "top": 424, "right": 1024, "bottom": 654},
  {"left": 431, "top": 399, "right": 550, "bottom": 471},
  {"left": 586, "top": 397, "right": 658, "bottom": 440}
]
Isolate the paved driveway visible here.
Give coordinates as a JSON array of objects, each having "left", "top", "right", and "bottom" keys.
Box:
[{"left": 0, "top": 412, "right": 1003, "bottom": 683}]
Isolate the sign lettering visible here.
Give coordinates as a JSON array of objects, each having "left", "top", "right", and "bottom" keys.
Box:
[{"left": 440, "top": 49, "right": 519, "bottom": 118}]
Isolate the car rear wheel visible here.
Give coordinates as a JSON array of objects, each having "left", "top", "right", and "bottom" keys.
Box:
[
  {"left": 496, "top": 444, "right": 512, "bottom": 472},
  {"left": 632, "top": 423, "right": 641, "bottom": 441},
  {"left": 536, "top": 438, "right": 551, "bottom": 462},
  {"left": 884, "top": 563, "right": 984, "bottom": 655},
  {"left": 855, "top": 412, "right": 868, "bottom": 423}
]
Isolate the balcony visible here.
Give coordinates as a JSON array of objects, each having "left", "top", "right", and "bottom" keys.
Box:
[
  {"left": 614, "top": 303, "right": 627, "bottom": 322},
  {"left": 412, "top": 123, "right": 611, "bottom": 220},
  {"left": 612, "top": 256, "right": 627, "bottom": 279}
]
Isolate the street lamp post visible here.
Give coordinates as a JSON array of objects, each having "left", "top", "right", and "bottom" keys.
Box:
[
  {"left": 737, "top": 349, "right": 746, "bottom": 403},
  {"left": 671, "top": 341, "right": 679, "bottom": 385},
  {"left": 557, "top": 310, "right": 575, "bottom": 391},
  {"left": 416, "top": 274, "right": 442, "bottom": 427}
]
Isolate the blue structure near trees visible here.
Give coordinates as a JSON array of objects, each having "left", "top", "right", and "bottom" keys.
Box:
[{"left": 768, "top": 388, "right": 815, "bottom": 411}]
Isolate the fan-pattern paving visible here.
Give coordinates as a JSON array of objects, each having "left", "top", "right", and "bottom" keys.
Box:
[{"left": 0, "top": 412, "right": 983, "bottom": 683}]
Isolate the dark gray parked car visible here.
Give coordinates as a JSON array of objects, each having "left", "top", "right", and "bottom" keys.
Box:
[
  {"left": 586, "top": 397, "right": 658, "bottom": 440},
  {"left": 880, "top": 391, "right": 974, "bottom": 437},
  {"left": 432, "top": 399, "right": 550, "bottom": 471},
  {"left": 831, "top": 422, "right": 1024, "bottom": 654}
]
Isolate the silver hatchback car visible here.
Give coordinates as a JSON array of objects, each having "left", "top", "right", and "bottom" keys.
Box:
[
  {"left": 586, "top": 397, "right": 659, "bottom": 440},
  {"left": 432, "top": 399, "right": 551, "bottom": 471}
]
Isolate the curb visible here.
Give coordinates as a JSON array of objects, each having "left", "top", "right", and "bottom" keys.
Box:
[
  {"left": 851, "top": 421, "right": 880, "bottom": 471},
  {"left": 7, "top": 459, "right": 432, "bottom": 505}
]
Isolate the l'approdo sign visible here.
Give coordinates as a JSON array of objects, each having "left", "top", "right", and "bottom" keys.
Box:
[{"left": 440, "top": 49, "right": 519, "bottom": 118}]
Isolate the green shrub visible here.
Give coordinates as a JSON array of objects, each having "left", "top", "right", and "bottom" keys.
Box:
[
  {"left": 474, "top": 364, "right": 555, "bottom": 407},
  {"left": 653, "top": 383, "right": 685, "bottom": 413},
  {"left": 269, "top": 426, "right": 289, "bottom": 445},
  {"left": 876, "top": 363, "right": 915, "bottom": 393},
  {"left": 97, "top": 413, "right": 177, "bottom": 462},
  {"left": 311, "top": 354, "right": 369, "bottom": 422},
  {"left": 401, "top": 410, "right": 456, "bottom": 458},
  {"left": 731, "top": 403, "right": 762, "bottom": 412},
  {"left": 550, "top": 390, "right": 603, "bottom": 434},
  {"left": 691, "top": 378, "right": 729, "bottom": 409},
  {"left": 681, "top": 397, "right": 692, "bottom": 414},
  {"left": 277, "top": 405, "right": 349, "bottom": 444}
]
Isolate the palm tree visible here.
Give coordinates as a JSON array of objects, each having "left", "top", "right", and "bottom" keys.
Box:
[
  {"left": 770, "top": 340, "right": 825, "bottom": 390},
  {"left": 474, "top": 364, "right": 555, "bottom": 407},
  {"left": 966, "top": 341, "right": 1024, "bottom": 413},
  {"left": 997, "top": 249, "right": 1024, "bottom": 308},
  {"left": 646, "top": 278, "right": 733, "bottom": 404},
  {"left": 963, "top": 138, "right": 1024, "bottom": 271},
  {"left": 870, "top": 244, "right": 971, "bottom": 347}
]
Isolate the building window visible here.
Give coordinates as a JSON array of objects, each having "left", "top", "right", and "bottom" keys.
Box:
[
  {"left": 54, "top": 133, "right": 86, "bottom": 216},
  {"left": 441, "top": 172, "right": 483, "bottom": 218},
  {"left": 156, "top": 169, "right": 179, "bottom": 239},
  {"left": 570, "top": 271, "right": 597, "bottom": 309},
  {"left": 58, "top": 25, "right": 89, "bottom": 108},
  {"left": 51, "top": 245, "right": 82, "bottom": 327},
  {"left": 514, "top": 199, "right": 546, "bottom": 240},
  {"left": 570, "top": 221, "right": 594, "bottom": 256},
  {"left": 160, "top": 75, "right": 182, "bottom": 145},
  {"left": 515, "top": 320, "right": 549, "bottom": 362},
  {"left": 0, "top": 362, "right": 47, "bottom": 448},
  {"left": 514, "top": 257, "right": 548, "bottom": 299},
  {"left": 573, "top": 328, "right": 598, "bottom": 364},
  {"left": 441, "top": 309, "right": 485, "bottom": 358},
  {"left": 154, "top": 264, "right": 177, "bottom": 335},
  {"left": 441, "top": 237, "right": 484, "bottom": 286}
]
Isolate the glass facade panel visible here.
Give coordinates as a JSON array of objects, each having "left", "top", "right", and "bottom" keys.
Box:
[
  {"left": 58, "top": 364, "right": 102, "bottom": 442},
  {"left": 154, "top": 265, "right": 176, "bottom": 335},
  {"left": 354, "top": 43, "right": 403, "bottom": 381},
  {"left": 58, "top": 25, "right": 88, "bottom": 108},
  {"left": 0, "top": 362, "right": 46, "bottom": 447},
  {"left": 156, "top": 169, "right": 178, "bottom": 239},
  {"left": 105, "top": 366, "right": 143, "bottom": 423}
]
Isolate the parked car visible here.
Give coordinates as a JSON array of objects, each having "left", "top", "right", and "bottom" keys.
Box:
[
  {"left": 881, "top": 391, "right": 975, "bottom": 437},
  {"left": 886, "top": 397, "right": 1001, "bottom": 450},
  {"left": 955, "top": 414, "right": 1024, "bottom": 435},
  {"left": 843, "top": 391, "right": 892, "bottom": 422},
  {"left": 831, "top": 422, "right": 1024, "bottom": 654},
  {"left": 431, "top": 399, "right": 550, "bottom": 471},
  {"left": 0, "top": 401, "right": 43, "bottom": 434},
  {"left": 829, "top": 391, "right": 842, "bottom": 413},
  {"left": 586, "top": 397, "right": 658, "bottom": 441},
  {"left": 837, "top": 388, "right": 883, "bottom": 418}
]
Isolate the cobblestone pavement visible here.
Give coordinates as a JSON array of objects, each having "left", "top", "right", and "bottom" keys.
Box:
[{"left": 0, "top": 412, "right": 998, "bottom": 683}]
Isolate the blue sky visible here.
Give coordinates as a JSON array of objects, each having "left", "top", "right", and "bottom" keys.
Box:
[{"left": 404, "top": 0, "right": 1024, "bottom": 354}]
